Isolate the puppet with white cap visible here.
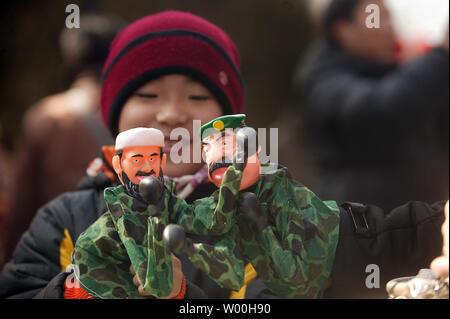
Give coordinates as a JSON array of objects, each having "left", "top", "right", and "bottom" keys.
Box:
[{"left": 112, "top": 127, "right": 166, "bottom": 204}]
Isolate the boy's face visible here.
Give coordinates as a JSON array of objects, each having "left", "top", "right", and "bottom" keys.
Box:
[{"left": 118, "top": 74, "right": 223, "bottom": 178}]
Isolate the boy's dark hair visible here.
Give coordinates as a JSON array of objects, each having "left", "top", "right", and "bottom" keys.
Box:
[{"left": 323, "top": 0, "right": 362, "bottom": 47}]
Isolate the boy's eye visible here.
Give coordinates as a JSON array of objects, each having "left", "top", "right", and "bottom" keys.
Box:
[
  {"left": 189, "top": 95, "right": 209, "bottom": 101},
  {"left": 136, "top": 93, "right": 158, "bottom": 99}
]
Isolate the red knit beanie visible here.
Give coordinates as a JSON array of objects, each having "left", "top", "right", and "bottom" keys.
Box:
[{"left": 100, "top": 10, "right": 245, "bottom": 137}]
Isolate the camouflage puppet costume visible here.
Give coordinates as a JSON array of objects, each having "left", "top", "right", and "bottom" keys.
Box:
[
  {"left": 174, "top": 165, "right": 340, "bottom": 298},
  {"left": 72, "top": 128, "right": 244, "bottom": 299},
  {"left": 73, "top": 118, "right": 340, "bottom": 299},
  {"left": 237, "top": 164, "right": 339, "bottom": 298},
  {"left": 166, "top": 115, "right": 340, "bottom": 298}
]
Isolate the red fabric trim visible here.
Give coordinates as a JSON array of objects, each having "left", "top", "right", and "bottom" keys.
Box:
[
  {"left": 64, "top": 280, "right": 95, "bottom": 299},
  {"left": 171, "top": 275, "right": 186, "bottom": 299}
]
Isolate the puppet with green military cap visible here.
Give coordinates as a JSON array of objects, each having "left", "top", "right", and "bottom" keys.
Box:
[{"left": 165, "top": 114, "right": 341, "bottom": 298}]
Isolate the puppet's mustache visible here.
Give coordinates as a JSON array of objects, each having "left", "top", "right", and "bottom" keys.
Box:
[
  {"left": 208, "top": 156, "right": 232, "bottom": 176},
  {"left": 136, "top": 170, "right": 156, "bottom": 177}
]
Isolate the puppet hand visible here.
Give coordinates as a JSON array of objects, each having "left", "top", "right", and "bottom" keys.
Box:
[
  {"left": 239, "top": 192, "right": 267, "bottom": 231},
  {"left": 233, "top": 151, "right": 246, "bottom": 171},
  {"left": 430, "top": 201, "right": 449, "bottom": 278},
  {"left": 234, "top": 127, "right": 258, "bottom": 171},
  {"left": 139, "top": 176, "right": 163, "bottom": 205},
  {"left": 163, "top": 224, "right": 194, "bottom": 257}
]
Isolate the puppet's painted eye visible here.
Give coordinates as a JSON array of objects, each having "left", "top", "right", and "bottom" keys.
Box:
[{"left": 132, "top": 158, "right": 143, "bottom": 165}]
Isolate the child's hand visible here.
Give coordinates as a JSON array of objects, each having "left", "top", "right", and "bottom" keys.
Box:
[
  {"left": 157, "top": 254, "right": 184, "bottom": 299},
  {"left": 130, "top": 253, "right": 184, "bottom": 298}
]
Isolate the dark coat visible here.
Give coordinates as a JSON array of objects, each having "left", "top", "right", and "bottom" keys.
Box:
[
  {"left": 4, "top": 91, "right": 113, "bottom": 262},
  {"left": 0, "top": 172, "right": 229, "bottom": 299},
  {"left": 247, "top": 200, "right": 445, "bottom": 299},
  {"left": 294, "top": 41, "right": 449, "bottom": 210},
  {"left": 324, "top": 200, "right": 445, "bottom": 298}
]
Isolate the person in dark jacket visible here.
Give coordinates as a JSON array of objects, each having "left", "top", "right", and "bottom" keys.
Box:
[{"left": 293, "top": 0, "right": 449, "bottom": 211}]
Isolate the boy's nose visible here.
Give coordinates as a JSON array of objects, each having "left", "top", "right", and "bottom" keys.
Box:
[{"left": 156, "top": 99, "right": 188, "bottom": 127}]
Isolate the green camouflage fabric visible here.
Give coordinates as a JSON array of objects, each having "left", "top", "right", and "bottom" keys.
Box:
[
  {"left": 187, "top": 218, "right": 246, "bottom": 291},
  {"left": 180, "top": 165, "right": 340, "bottom": 298},
  {"left": 238, "top": 166, "right": 340, "bottom": 298},
  {"left": 72, "top": 166, "right": 243, "bottom": 298}
]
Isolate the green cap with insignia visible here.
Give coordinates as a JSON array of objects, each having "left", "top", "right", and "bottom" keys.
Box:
[{"left": 200, "top": 114, "right": 246, "bottom": 140}]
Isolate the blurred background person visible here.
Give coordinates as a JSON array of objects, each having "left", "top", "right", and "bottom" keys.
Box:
[
  {"left": 293, "top": 0, "right": 449, "bottom": 210},
  {"left": 2, "top": 13, "right": 124, "bottom": 262}
]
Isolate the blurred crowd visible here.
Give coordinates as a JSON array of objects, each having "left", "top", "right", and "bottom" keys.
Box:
[{"left": 0, "top": 0, "right": 448, "bottom": 299}]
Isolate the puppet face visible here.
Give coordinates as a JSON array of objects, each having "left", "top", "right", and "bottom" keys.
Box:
[
  {"left": 113, "top": 145, "right": 167, "bottom": 185},
  {"left": 202, "top": 129, "right": 260, "bottom": 190}
]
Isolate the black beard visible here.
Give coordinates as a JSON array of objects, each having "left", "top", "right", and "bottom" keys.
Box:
[{"left": 122, "top": 170, "right": 165, "bottom": 203}]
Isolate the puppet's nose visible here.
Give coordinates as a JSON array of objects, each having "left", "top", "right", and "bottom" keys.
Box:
[{"left": 141, "top": 160, "right": 152, "bottom": 173}]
